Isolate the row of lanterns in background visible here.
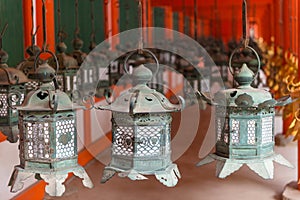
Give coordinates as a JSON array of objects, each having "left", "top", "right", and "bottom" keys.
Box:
[{"left": 0, "top": 0, "right": 296, "bottom": 197}]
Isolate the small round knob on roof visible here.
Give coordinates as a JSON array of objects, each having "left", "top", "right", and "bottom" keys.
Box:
[
  {"left": 36, "top": 62, "right": 56, "bottom": 83},
  {"left": 73, "top": 38, "right": 84, "bottom": 50},
  {"left": 234, "top": 63, "right": 254, "bottom": 87},
  {"left": 26, "top": 45, "right": 41, "bottom": 57},
  {"left": 132, "top": 64, "right": 152, "bottom": 85},
  {"left": 56, "top": 42, "right": 67, "bottom": 53},
  {"left": 0, "top": 49, "right": 8, "bottom": 64}
]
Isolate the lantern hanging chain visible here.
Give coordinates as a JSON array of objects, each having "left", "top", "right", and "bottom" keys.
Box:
[
  {"left": 242, "top": 0, "right": 249, "bottom": 47},
  {"left": 0, "top": 23, "right": 8, "bottom": 50},
  {"left": 183, "top": 0, "right": 186, "bottom": 33},
  {"left": 232, "top": 5, "right": 237, "bottom": 40},
  {"left": 74, "top": 0, "right": 80, "bottom": 39},
  {"left": 214, "top": 0, "right": 217, "bottom": 38},
  {"left": 125, "top": 1, "right": 129, "bottom": 30},
  {"left": 90, "top": 0, "right": 95, "bottom": 44},
  {"left": 138, "top": 0, "right": 143, "bottom": 53},
  {"left": 30, "top": 0, "right": 39, "bottom": 48},
  {"left": 194, "top": 0, "right": 198, "bottom": 41},
  {"left": 42, "top": 0, "right": 48, "bottom": 51},
  {"left": 279, "top": 0, "right": 283, "bottom": 47},
  {"left": 57, "top": 0, "right": 64, "bottom": 43},
  {"left": 288, "top": 0, "right": 293, "bottom": 52}
]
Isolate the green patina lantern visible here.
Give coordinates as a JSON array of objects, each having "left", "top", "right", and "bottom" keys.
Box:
[
  {"left": 49, "top": 42, "right": 79, "bottom": 98},
  {"left": 0, "top": 24, "right": 29, "bottom": 143},
  {"left": 16, "top": 44, "right": 42, "bottom": 93},
  {"left": 197, "top": 46, "right": 293, "bottom": 179},
  {"left": 97, "top": 49, "right": 184, "bottom": 187},
  {"left": 0, "top": 51, "right": 29, "bottom": 143},
  {"left": 8, "top": 50, "right": 93, "bottom": 196}
]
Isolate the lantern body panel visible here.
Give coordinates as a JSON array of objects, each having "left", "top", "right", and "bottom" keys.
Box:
[
  {"left": 19, "top": 111, "right": 77, "bottom": 169},
  {"left": 99, "top": 64, "right": 183, "bottom": 187},
  {"left": 197, "top": 64, "right": 293, "bottom": 179},
  {"left": 0, "top": 84, "right": 26, "bottom": 142},
  {"left": 215, "top": 106, "right": 275, "bottom": 160},
  {"left": 110, "top": 112, "right": 172, "bottom": 173},
  {"left": 9, "top": 66, "right": 93, "bottom": 196}
]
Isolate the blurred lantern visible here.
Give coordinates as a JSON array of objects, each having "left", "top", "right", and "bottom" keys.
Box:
[
  {"left": 0, "top": 23, "right": 29, "bottom": 143},
  {"left": 16, "top": 0, "right": 41, "bottom": 93},
  {"left": 97, "top": 49, "right": 184, "bottom": 187},
  {"left": 48, "top": 0, "right": 79, "bottom": 97},
  {"left": 8, "top": 0, "right": 93, "bottom": 196},
  {"left": 8, "top": 50, "right": 93, "bottom": 196},
  {"left": 197, "top": 46, "right": 293, "bottom": 179},
  {"left": 71, "top": 0, "right": 87, "bottom": 66}
]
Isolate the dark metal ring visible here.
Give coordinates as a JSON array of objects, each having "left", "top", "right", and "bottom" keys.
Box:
[
  {"left": 228, "top": 45, "right": 261, "bottom": 81},
  {"left": 123, "top": 48, "right": 159, "bottom": 75}
]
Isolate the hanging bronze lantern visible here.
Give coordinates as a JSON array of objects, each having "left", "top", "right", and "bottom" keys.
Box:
[
  {"left": 97, "top": 49, "right": 184, "bottom": 187},
  {"left": 8, "top": 50, "right": 93, "bottom": 196},
  {"left": 0, "top": 23, "right": 29, "bottom": 143},
  {"left": 197, "top": 46, "right": 293, "bottom": 179}
]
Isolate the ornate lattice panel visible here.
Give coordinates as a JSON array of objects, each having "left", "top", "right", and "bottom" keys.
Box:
[
  {"left": 11, "top": 93, "right": 25, "bottom": 115},
  {"left": 247, "top": 120, "right": 256, "bottom": 145},
  {"left": 0, "top": 93, "right": 8, "bottom": 117},
  {"left": 231, "top": 119, "right": 240, "bottom": 144},
  {"left": 261, "top": 116, "right": 273, "bottom": 144},
  {"left": 135, "top": 126, "right": 164, "bottom": 157},
  {"left": 25, "top": 81, "right": 39, "bottom": 91},
  {"left": 25, "top": 122, "right": 51, "bottom": 159},
  {"left": 56, "top": 75, "right": 64, "bottom": 90},
  {"left": 113, "top": 126, "right": 134, "bottom": 156},
  {"left": 217, "top": 118, "right": 222, "bottom": 141},
  {"left": 55, "top": 119, "right": 75, "bottom": 159}
]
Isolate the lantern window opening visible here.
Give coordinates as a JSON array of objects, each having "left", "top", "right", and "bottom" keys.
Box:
[
  {"left": 247, "top": 120, "right": 256, "bottom": 145},
  {"left": 231, "top": 119, "right": 240, "bottom": 144},
  {"left": 261, "top": 116, "right": 273, "bottom": 144}
]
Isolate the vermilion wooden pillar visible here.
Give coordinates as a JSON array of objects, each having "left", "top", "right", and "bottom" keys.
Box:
[
  {"left": 35, "top": 0, "right": 55, "bottom": 54},
  {"left": 178, "top": 12, "right": 184, "bottom": 33},
  {"left": 147, "top": 0, "right": 153, "bottom": 44},
  {"left": 104, "top": 0, "right": 119, "bottom": 50},
  {"left": 164, "top": 6, "right": 173, "bottom": 39},
  {"left": 22, "top": 0, "right": 34, "bottom": 58}
]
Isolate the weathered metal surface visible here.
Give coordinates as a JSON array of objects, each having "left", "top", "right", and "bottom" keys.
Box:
[{"left": 97, "top": 51, "right": 184, "bottom": 187}]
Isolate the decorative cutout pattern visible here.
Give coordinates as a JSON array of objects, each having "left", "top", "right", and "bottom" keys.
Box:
[
  {"left": 56, "top": 119, "right": 75, "bottom": 159},
  {"left": 262, "top": 116, "right": 273, "bottom": 144},
  {"left": 247, "top": 120, "right": 256, "bottom": 144}
]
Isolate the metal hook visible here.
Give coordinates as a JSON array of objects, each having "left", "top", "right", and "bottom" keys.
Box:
[
  {"left": 42, "top": 0, "right": 47, "bottom": 51},
  {"left": 138, "top": 0, "right": 143, "bottom": 54},
  {"left": 90, "top": 0, "right": 96, "bottom": 45},
  {"left": 242, "top": 0, "right": 249, "bottom": 47},
  {"left": 0, "top": 23, "right": 8, "bottom": 50},
  {"left": 74, "top": 0, "right": 80, "bottom": 39}
]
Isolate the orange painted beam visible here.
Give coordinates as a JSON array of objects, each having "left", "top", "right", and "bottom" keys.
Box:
[
  {"left": 104, "top": 0, "right": 119, "bottom": 50},
  {"left": 0, "top": 131, "right": 7, "bottom": 142},
  {"left": 22, "top": 0, "right": 34, "bottom": 59},
  {"left": 178, "top": 12, "right": 184, "bottom": 33}
]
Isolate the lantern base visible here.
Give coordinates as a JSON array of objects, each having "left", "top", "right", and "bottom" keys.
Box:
[
  {"left": 9, "top": 165, "right": 93, "bottom": 196},
  {"left": 196, "top": 153, "right": 293, "bottom": 179},
  {"left": 101, "top": 163, "right": 181, "bottom": 187}
]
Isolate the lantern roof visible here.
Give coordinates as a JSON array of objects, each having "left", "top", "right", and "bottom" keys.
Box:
[
  {"left": 17, "top": 64, "right": 82, "bottom": 111},
  {"left": 0, "top": 64, "right": 29, "bottom": 85},
  {"left": 100, "top": 64, "right": 183, "bottom": 114},
  {"left": 214, "top": 64, "right": 272, "bottom": 107}
]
